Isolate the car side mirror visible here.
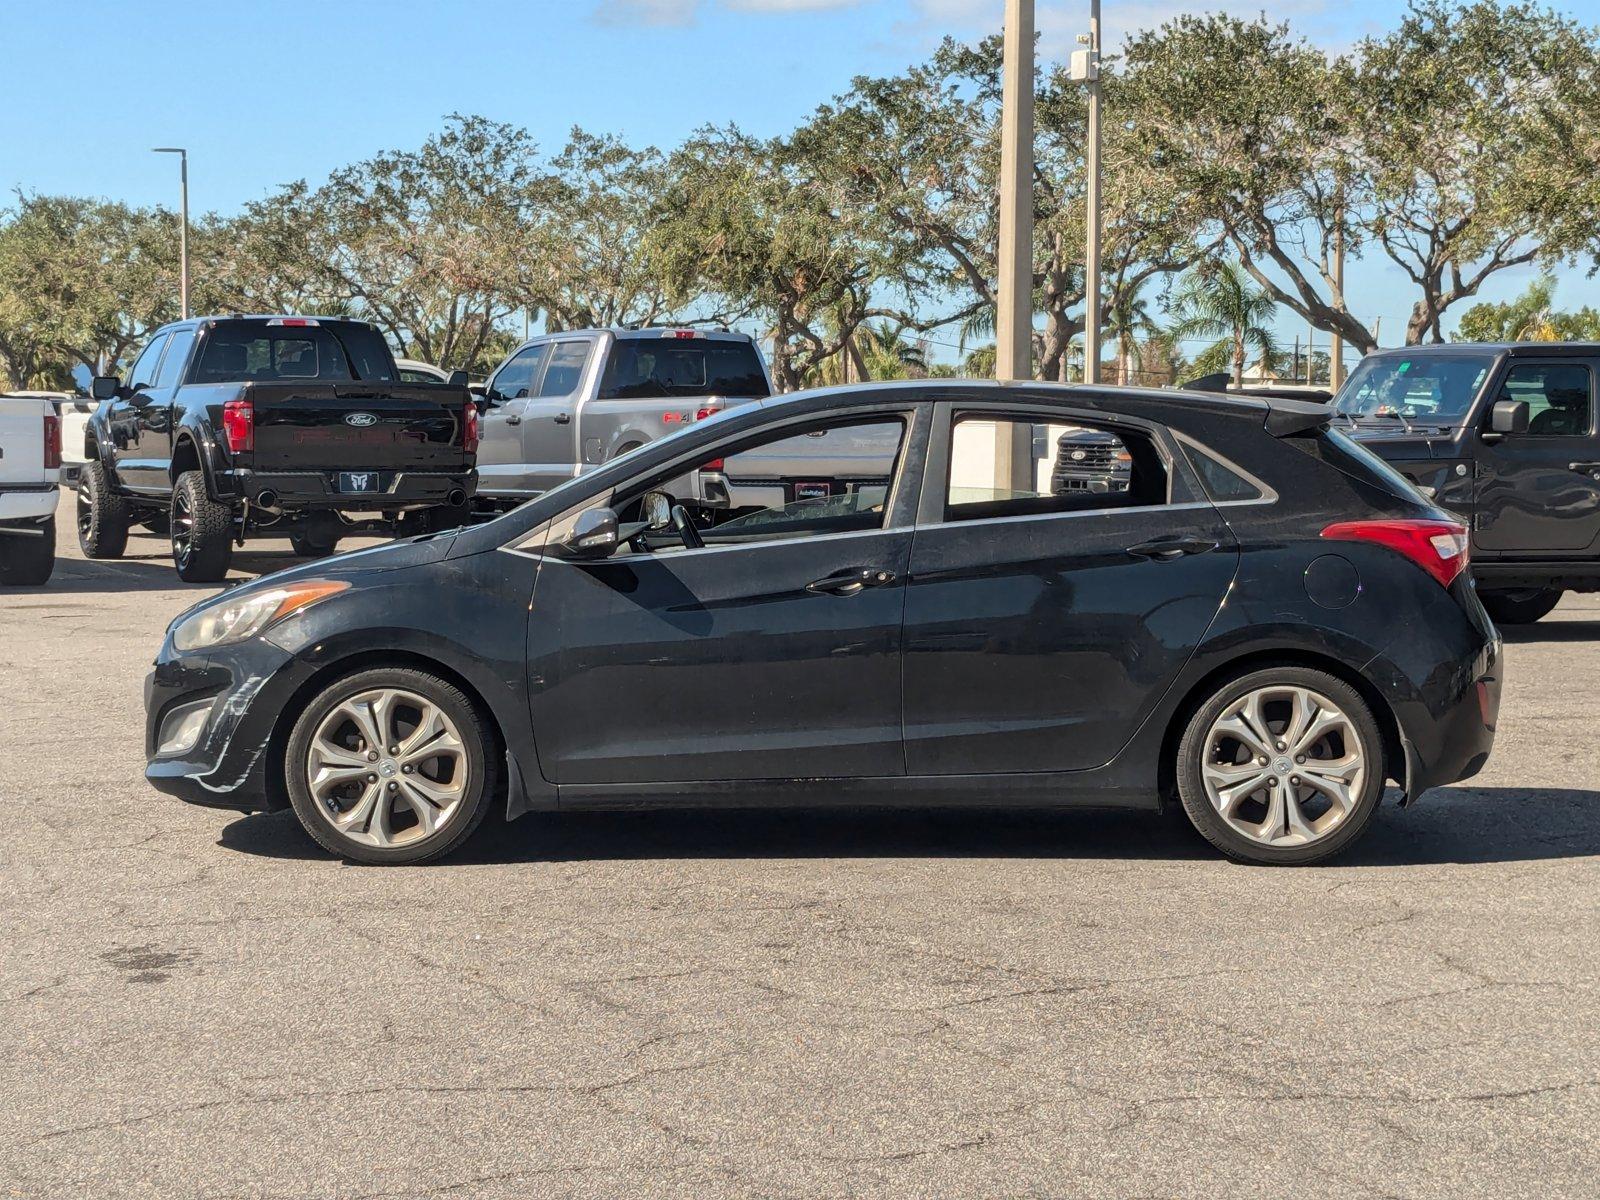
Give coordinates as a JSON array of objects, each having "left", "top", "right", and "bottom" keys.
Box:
[
  {"left": 640, "top": 490, "right": 674, "bottom": 531},
  {"left": 91, "top": 375, "right": 121, "bottom": 401},
  {"left": 561, "top": 507, "right": 620, "bottom": 559},
  {"left": 447, "top": 370, "right": 469, "bottom": 388},
  {"left": 1485, "top": 398, "right": 1529, "bottom": 441}
]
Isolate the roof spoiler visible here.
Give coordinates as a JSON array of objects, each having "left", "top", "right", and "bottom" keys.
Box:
[
  {"left": 1262, "top": 395, "right": 1333, "bottom": 437},
  {"left": 1179, "top": 371, "right": 1229, "bottom": 393}
]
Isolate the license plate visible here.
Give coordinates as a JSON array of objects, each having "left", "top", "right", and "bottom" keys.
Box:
[
  {"left": 794, "top": 481, "right": 831, "bottom": 502},
  {"left": 337, "top": 471, "right": 382, "bottom": 494}
]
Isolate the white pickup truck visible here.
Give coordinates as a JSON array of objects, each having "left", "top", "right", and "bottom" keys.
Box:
[{"left": 0, "top": 394, "right": 61, "bottom": 585}]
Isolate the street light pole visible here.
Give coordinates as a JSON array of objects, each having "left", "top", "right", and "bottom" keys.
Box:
[
  {"left": 153, "top": 148, "right": 189, "bottom": 319},
  {"left": 1083, "top": 0, "right": 1103, "bottom": 384},
  {"left": 996, "top": 0, "right": 1034, "bottom": 383}
]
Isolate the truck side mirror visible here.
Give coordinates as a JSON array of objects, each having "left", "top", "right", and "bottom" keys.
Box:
[
  {"left": 447, "top": 370, "right": 469, "bottom": 388},
  {"left": 561, "top": 507, "right": 620, "bottom": 559},
  {"left": 1485, "top": 399, "right": 1529, "bottom": 441},
  {"left": 91, "top": 375, "right": 122, "bottom": 401}
]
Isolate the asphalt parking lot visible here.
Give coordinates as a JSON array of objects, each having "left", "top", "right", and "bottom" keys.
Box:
[{"left": 3, "top": 496, "right": 1598, "bottom": 1199}]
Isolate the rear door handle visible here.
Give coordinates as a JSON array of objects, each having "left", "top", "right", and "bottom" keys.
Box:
[
  {"left": 1127, "top": 537, "right": 1218, "bottom": 561},
  {"left": 554, "top": 412, "right": 572, "bottom": 425},
  {"left": 805, "top": 567, "right": 897, "bottom": 596},
  {"left": 1568, "top": 461, "right": 1600, "bottom": 478},
  {"left": 504, "top": 415, "right": 522, "bottom": 426}
]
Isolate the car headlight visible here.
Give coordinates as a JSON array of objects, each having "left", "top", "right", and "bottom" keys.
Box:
[{"left": 171, "top": 580, "right": 349, "bottom": 652}]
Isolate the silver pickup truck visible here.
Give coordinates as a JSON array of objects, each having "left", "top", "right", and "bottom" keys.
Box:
[{"left": 474, "top": 327, "right": 771, "bottom": 506}]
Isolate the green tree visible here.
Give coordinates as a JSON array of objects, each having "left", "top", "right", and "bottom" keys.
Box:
[
  {"left": 1171, "top": 260, "right": 1279, "bottom": 386},
  {"left": 1454, "top": 275, "right": 1600, "bottom": 341},
  {"left": 1104, "top": 277, "right": 1161, "bottom": 385}
]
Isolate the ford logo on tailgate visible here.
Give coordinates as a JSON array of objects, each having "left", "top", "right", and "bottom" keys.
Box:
[{"left": 344, "top": 412, "right": 379, "bottom": 428}]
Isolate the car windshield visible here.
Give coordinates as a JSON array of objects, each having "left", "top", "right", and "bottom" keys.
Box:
[
  {"left": 1333, "top": 353, "right": 1493, "bottom": 424},
  {"left": 599, "top": 339, "right": 770, "bottom": 400}
]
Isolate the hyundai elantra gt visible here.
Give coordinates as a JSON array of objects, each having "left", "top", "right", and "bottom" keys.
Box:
[{"left": 145, "top": 381, "right": 1500, "bottom": 866}]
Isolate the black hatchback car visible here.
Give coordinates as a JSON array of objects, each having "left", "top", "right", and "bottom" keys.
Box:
[{"left": 145, "top": 382, "right": 1501, "bottom": 866}]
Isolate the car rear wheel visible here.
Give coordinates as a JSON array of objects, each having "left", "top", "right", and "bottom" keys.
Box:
[
  {"left": 77, "top": 460, "right": 129, "bottom": 559},
  {"left": 285, "top": 668, "right": 495, "bottom": 865},
  {"left": 1480, "top": 587, "right": 1562, "bottom": 626},
  {"left": 170, "top": 470, "right": 233, "bottom": 583},
  {"left": 0, "top": 518, "right": 55, "bottom": 585},
  {"left": 1176, "top": 666, "right": 1386, "bottom": 866}
]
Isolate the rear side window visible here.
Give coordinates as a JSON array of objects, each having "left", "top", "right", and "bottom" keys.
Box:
[
  {"left": 599, "top": 339, "right": 770, "bottom": 400},
  {"left": 945, "top": 414, "right": 1167, "bottom": 521},
  {"left": 154, "top": 329, "right": 197, "bottom": 388},
  {"left": 537, "top": 342, "right": 592, "bottom": 398},
  {"left": 1184, "top": 442, "right": 1263, "bottom": 502}
]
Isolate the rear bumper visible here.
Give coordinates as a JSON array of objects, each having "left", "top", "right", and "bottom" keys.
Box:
[
  {"left": 0, "top": 486, "right": 58, "bottom": 524},
  {"left": 218, "top": 469, "right": 475, "bottom": 512}
]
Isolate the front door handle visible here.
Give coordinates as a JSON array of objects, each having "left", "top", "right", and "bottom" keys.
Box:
[
  {"left": 554, "top": 412, "right": 572, "bottom": 425},
  {"left": 504, "top": 414, "right": 522, "bottom": 426},
  {"left": 805, "top": 567, "right": 897, "bottom": 596},
  {"left": 1568, "top": 461, "right": 1600, "bottom": 479},
  {"left": 1126, "top": 537, "right": 1218, "bottom": 561}
]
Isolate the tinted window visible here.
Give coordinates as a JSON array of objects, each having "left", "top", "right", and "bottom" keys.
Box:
[
  {"left": 488, "top": 345, "right": 548, "bottom": 401},
  {"left": 599, "top": 339, "right": 770, "bottom": 400},
  {"left": 398, "top": 367, "right": 443, "bottom": 384},
  {"left": 1334, "top": 352, "right": 1493, "bottom": 423},
  {"left": 1185, "top": 443, "right": 1263, "bottom": 501},
  {"left": 127, "top": 333, "right": 169, "bottom": 390},
  {"left": 945, "top": 414, "right": 1167, "bottom": 521},
  {"left": 1503, "top": 364, "right": 1592, "bottom": 436},
  {"left": 154, "top": 329, "right": 197, "bottom": 388},
  {"left": 192, "top": 322, "right": 396, "bottom": 384},
  {"left": 537, "top": 341, "right": 591, "bottom": 398}
]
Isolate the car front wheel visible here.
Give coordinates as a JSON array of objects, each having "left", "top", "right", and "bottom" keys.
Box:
[
  {"left": 1176, "top": 666, "right": 1386, "bottom": 866},
  {"left": 285, "top": 668, "right": 495, "bottom": 865}
]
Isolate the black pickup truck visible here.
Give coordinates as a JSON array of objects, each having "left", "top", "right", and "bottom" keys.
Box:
[
  {"left": 80, "top": 316, "right": 478, "bottom": 581},
  {"left": 1335, "top": 342, "right": 1600, "bottom": 624}
]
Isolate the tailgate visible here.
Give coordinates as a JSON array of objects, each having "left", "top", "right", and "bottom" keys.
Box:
[
  {"left": 0, "top": 402, "right": 46, "bottom": 486},
  {"left": 245, "top": 383, "right": 469, "bottom": 471}
]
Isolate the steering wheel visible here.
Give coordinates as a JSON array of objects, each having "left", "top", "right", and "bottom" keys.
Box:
[{"left": 671, "top": 504, "right": 704, "bottom": 550}]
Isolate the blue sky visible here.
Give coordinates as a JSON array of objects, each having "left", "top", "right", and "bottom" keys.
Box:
[{"left": 4, "top": 0, "right": 1600, "bottom": 364}]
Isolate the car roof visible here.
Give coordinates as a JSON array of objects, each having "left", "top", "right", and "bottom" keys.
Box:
[
  {"left": 1364, "top": 341, "right": 1600, "bottom": 358},
  {"left": 520, "top": 326, "right": 758, "bottom": 344}
]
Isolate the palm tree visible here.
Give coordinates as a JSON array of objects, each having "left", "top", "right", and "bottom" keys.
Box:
[
  {"left": 1105, "top": 279, "right": 1161, "bottom": 385},
  {"left": 856, "top": 321, "right": 927, "bottom": 379},
  {"left": 1171, "top": 261, "right": 1279, "bottom": 387}
]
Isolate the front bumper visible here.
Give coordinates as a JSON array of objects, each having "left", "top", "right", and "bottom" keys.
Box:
[
  {"left": 144, "top": 637, "right": 318, "bottom": 811},
  {"left": 217, "top": 469, "right": 475, "bottom": 512}
]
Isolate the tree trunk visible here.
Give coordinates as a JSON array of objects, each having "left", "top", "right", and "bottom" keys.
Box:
[{"left": 1232, "top": 337, "right": 1246, "bottom": 387}]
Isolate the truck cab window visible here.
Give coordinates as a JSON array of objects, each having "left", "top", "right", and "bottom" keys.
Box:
[
  {"left": 154, "top": 330, "right": 197, "bottom": 389},
  {"left": 945, "top": 414, "right": 1167, "bottom": 521},
  {"left": 487, "top": 345, "right": 547, "bottom": 401},
  {"left": 537, "top": 342, "right": 592, "bottom": 398},
  {"left": 127, "top": 333, "right": 169, "bottom": 390},
  {"left": 1504, "top": 364, "right": 1593, "bottom": 437}
]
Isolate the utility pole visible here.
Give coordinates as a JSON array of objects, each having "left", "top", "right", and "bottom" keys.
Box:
[
  {"left": 1077, "top": 0, "right": 1103, "bottom": 384},
  {"left": 1329, "top": 207, "right": 1347, "bottom": 390},
  {"left": 996, "top": 0, "right": 1034, "bottom": 383},
  {"left": 153, "top": 148, "right": 189, "bottom": 319}
]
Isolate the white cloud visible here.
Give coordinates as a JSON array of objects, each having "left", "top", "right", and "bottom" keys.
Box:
[{"left": 591, "top": 0, "right": 699, "bottom": 26}]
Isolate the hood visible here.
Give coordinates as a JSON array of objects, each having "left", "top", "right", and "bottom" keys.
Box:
[{"left": 1342, "top": 422, "right": 1460, "bottom": 461}]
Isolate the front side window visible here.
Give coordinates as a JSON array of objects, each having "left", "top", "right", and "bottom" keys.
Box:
[
  {"left": 945, "top": 414, "right": 1167, "bottom": 521},
  {"left": 537, "top": 341, "right": 592, "bottom": 398},
  {"left": 127, "top": 333, "right": 169, "bottom": 390},
  {"left": 488, "top": 344, "right": 548, "bottom": 401},
  {"left": 1502, "top": 363, "right": 1593, "bottom": 437}
]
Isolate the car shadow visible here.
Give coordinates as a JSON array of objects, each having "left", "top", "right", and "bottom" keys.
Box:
[
  {"left": 11, "top": 545, "right": 345, "bottom": 596},
  {"left": 1499, "top": 620, "right": 1600, "bottom": 644},
  {"left": 215, "top": 786, "right": 1600, "bottom": 868}
]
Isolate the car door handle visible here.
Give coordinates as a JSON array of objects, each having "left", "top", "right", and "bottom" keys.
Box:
[
  {"left": 1568, "top": 461, "right": 1600, "bottom": 478},
  {"left": 504, "top": 414, "right": 522, "bottom": 426},
  {"left": 554, "top": 412, "right": 571, "bottom": 425},
  {"left": 805, "top": 567, "right": 897, "bottom": 596},
  {"left": 1126, "top": 537, "right": 1218, "bottom": 561}
]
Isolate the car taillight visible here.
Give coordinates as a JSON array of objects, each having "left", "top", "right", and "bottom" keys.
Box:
[
  {"left": 1320, "top": 519, "right": 1469, "bottom": 589},
  {"left": 462, "top": 401, "right": 480, "bottom": 454},
  {"left": 701, "top": 459, "right": 724, "bottom": 472},
  {"left": 42, "top": 413, "right": 61, "bottom": 471},
  {"left": 222, "top": 399, "right": 254, "bottom": 454},
  {"left": 695, "top": 406, "right": 719, "bottom": 422}
]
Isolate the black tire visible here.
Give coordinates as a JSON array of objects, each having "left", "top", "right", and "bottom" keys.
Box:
[
  {"left": 1480, "top": 587, "right": 1562, "bottom": 626},
  {"left": 0, "top": 518, "right": 55, "bottom": 586},
  {"left": 1175, "top": 665, "right": 1386, "bottom": 866},
  {"left": 170, "top": 470, "right": 234, "bottom": 583},
  {"left": 290, "top": 529, "right": 340, "bottom": 558},
  {"left": 77, "top": 460, "right": 129, "bottom": 560},
  {"left": 285, "top": 667, "right": 496, "bottom": 866}
]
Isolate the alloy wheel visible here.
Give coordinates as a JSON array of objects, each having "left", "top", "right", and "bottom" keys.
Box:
[
  {"left": 76, "top": 486, "right": 93, "bottom": 539},
  {"left": 1200, "top": 685, "right": 1366, "bottom": 848},
  {"left": 171, "top": 488, "right": 193, "bottom": 569},
  {"left": 306, "top": 687, "right": 470, "bottom": 848}
]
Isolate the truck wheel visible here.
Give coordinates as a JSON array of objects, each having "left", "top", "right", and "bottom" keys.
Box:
[
  {"left": 171, "top": 470, "right": 234, "bottom": 583},
  {"left": 290, "top": 529, "right": 340, "bottom": 558},
  {"left": 0, "top": 518, "right": 55, "bottom": 586},
  {"left": 77, "top": 460, "right": 129, "bottom": 560},
  {"left": 1480, "top": 588, "right": 1562, "bottom": 626},
  {"left": 1175, "top": 666, "right": 1385, "bottom": 866}
]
